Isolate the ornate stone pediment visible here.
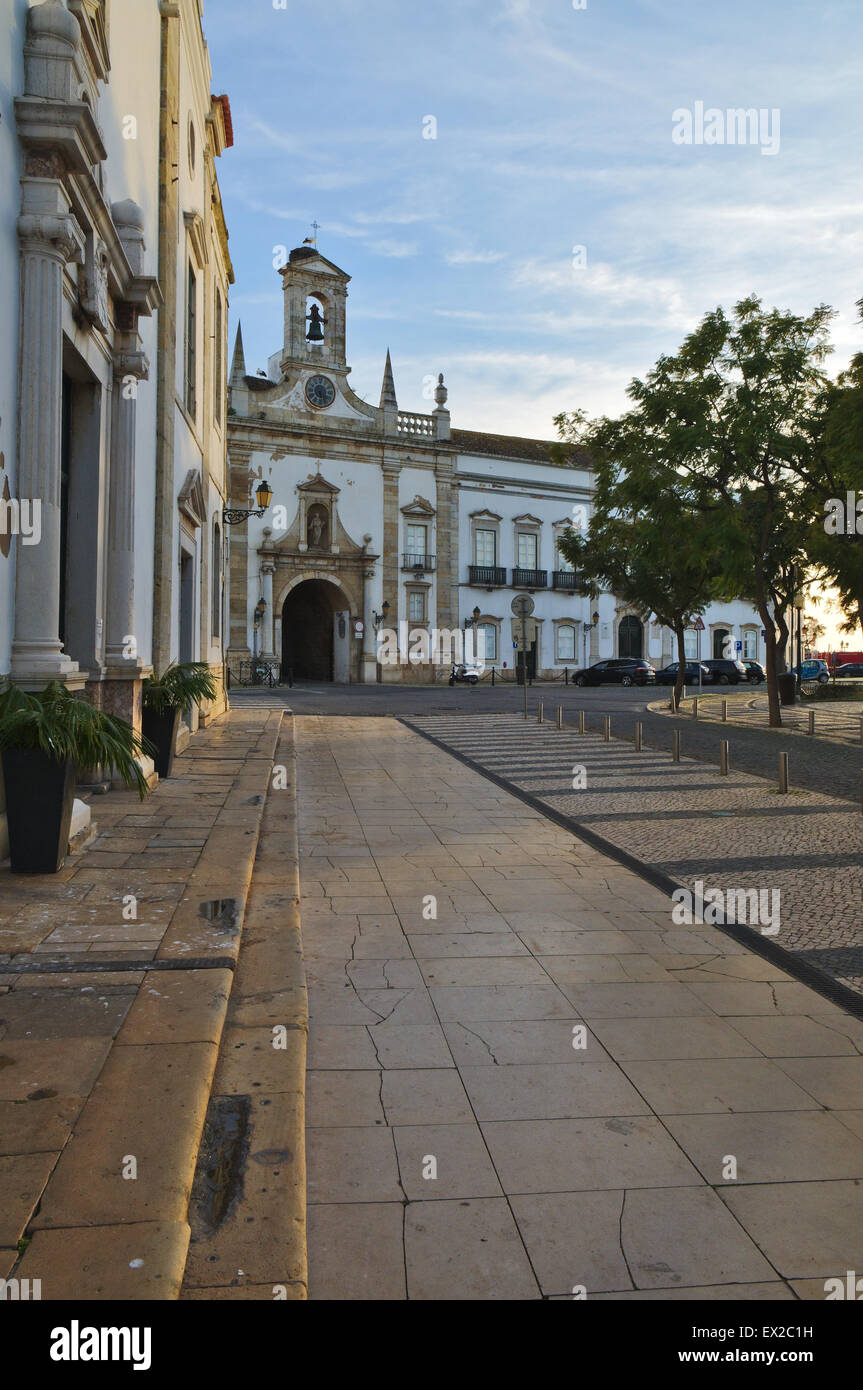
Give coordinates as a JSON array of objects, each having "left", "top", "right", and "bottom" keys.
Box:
[
  {"left": 178, "top": 469, "right": 206, "bottom": 528},
  {"left": 469, "top": 508, "right": 502, "bottom": 522},
  {"left": 401, "top": 494, "right": 435, "bottom": 517},
  {"left": 297, "top": 473, "right": 339, "bottom": 495}
]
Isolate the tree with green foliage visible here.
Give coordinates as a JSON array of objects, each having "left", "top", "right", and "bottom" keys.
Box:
[
  {"left": 556, "top": 427, "right": 725, "bottom": 712},
  {"left": 558, "top": 296, "right": 833, "bottom": 726}
]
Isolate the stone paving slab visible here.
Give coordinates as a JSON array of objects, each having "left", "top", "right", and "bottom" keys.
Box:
[
  {"left": 409, "top": 714, "right": 863, "bottom": 996},
  {"left": 300, "top": 716, "right": 863, "bottom": 1301}
]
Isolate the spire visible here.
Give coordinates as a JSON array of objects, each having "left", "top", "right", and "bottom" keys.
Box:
[
  {"left": 379, "top": 348, "right": 398, "bottom": 412},
  {"left": 230, "top": 322, "right": 247, "bottom": 386}
]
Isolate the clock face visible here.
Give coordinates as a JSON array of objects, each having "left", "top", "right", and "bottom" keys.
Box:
[{"left": 305, "top": 375, "right": 336, "bottom": 409}]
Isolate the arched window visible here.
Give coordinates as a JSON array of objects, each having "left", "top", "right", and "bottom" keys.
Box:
[
  {"left": 713, "top": 627, "right": 730, "bottom": 660},
  {"left": 619, "top": 615, "right": 642, "bottom": 659},
  {"left": 212, "top": 523, "right": 221, "bottom": 638}
]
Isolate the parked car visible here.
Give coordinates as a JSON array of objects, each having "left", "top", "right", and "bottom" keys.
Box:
[
  {"left": 836, "top": 663, "right": 863, "bottom": 679},
  {"left": 703, "top": 658, "right": 748, "bottom": 685},
  {"left": 743, "top": 660, "right": 766, "bottom": 683},
  {"left": 573, "top": 658, "right": 656, "bottom": 688},
  {"left": 655, "top": 661, "right": 712, "bottom": 686},
  {"left": 794, "top": 659, "right": 830, "bottom": 684}
]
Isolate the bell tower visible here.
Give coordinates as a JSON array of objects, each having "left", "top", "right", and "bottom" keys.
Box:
[{"left": 279, "top": 244, "right": 350, "bottom": 378}]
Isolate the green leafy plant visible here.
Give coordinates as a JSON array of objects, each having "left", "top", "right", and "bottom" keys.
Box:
[
  {"left": 0, "top": 681, "right": 153, "bottom": 798},
  {"left": 142, "top": 661, "right": 218, "bottom": 715}
]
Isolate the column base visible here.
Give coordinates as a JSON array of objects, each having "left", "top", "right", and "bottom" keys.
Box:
[
  {"left": 102, "top": 663, "right": 152, "bottom": 738},
  {"left": 10, "top": 641, "right": 85, "bottom": 691},
  {"left": 360, "top": 653, "right": 378, "bottom": 684}
]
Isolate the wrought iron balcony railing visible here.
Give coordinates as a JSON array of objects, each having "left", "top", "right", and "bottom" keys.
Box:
[
  {"left": 468, "top": 565, "right": 507, "bottom": 587},
  {"left": 512, "top": 567, "right": 547, "bottom": 589},
  {"left": 402, "top": 553, "right": 436, "bottom": 572}
]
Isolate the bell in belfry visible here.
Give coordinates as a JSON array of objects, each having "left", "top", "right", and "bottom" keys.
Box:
[{"left": 306, "top": 303, "right": 325, "bottom": 342}]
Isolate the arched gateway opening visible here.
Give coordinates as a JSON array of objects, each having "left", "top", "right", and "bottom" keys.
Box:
[{"left": 281, "top": 579, "right": 351, "bottom": 683}]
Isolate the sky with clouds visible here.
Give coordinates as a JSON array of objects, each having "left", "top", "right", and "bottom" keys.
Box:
[{"left": 204, "top": 0, "right": 862, "bottom": 445}]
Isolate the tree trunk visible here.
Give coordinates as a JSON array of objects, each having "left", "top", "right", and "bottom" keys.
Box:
[
  {"left": 672, "top": 619, "right": 687, "bottom": 711},
  {"left": 755, "top": 566, "right": 782, "bottom": 727}
]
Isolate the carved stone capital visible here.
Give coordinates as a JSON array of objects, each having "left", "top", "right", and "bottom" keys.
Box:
[
  {"left": 24, "top": 150, "right": 66, "bottom": 180},
  {"left": 17, "top": 211, "right": 85, "bottom": 264},
  {"left": 113, "top": 351, "right": 150, "bottom": 383}
]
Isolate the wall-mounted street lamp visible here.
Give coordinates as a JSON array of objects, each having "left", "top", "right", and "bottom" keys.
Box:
[
  {"left": 253, "top": 597, "right": 267, "bottom": 626},
  {"left": 464, "top": 605, "right": 481, "bottom": 629},
  {"left": 224, "top": 479, "right": 273, "bottom": 525},
  {"left": 373, "top": 600, "right": 391, "bottom": 629}
]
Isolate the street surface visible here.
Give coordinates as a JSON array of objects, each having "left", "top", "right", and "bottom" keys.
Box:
[{"left": 298, "top": 715, "right": 863, "bottom": 1300}]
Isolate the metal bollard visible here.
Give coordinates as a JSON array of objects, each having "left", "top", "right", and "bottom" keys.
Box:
[
  {"left": 672, "top": 730, "right": 680, "bottom": 762},
  {"left": 808, "top": 709, "right": 815, "bottom": 736},
  {"left": 578, "top": 710, "right": 585, "bottom": 734},
  {"left": 721, "top": 699, "right": 728, "bottom": 722},
  {"left": 538, "top": 702, "right": 544, "bottom": 724},
  {"left": 778, "top": 751, "right": 789, "bottom": 793},
  {"left": 603, "top": 716, "right": 611, "bottom": 742},
  {"left": 557, "top": 706, "right": 563, "bottom": 729},
  {"left": 693, "top": 697, "right": 699, "bottom": 720},
  {"left": 719, "top": 739, "right": 729, "bottom": 776},
  {"left": 634, "top": 722, "right": 643, "bottom": 751}
]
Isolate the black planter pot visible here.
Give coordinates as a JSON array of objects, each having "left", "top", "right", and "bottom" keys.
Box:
[
  {"left": 142, "top": 706, "right": 181, "bottom": 779},
  {"left": 1, "top": 748, "right": 77, "bottom": 874}
]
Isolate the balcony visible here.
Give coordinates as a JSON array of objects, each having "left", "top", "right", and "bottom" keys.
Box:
[
  {"left": 468, "top": 565, "right": 507, "bottom": 588},
  {"left": 552, "top": 570, "right": 579, "bottom": 591},
  {"left": 512, "top": 567, "right": 547, "bottom": 589},
  {"left": 402, "top": 552, "right": 436, "bottom": 573}
]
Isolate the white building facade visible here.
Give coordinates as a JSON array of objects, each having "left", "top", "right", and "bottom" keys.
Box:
[
  {"left": 226, "top": 245, "right": 765, "bottom": 685},
  {"left": 0, "top": 0, "right": 232, "bottom": 857}
]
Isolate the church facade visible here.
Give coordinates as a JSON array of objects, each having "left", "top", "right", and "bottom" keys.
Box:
[{"left": 226, "top": 245, "right": 763, "bottom": 684}]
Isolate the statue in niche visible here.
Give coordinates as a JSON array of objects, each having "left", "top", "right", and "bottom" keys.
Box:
[
  {"left": 307, "top": 505, "right": 328, "bottom": 549},
  {"left": 306, "top": 302, "right": 325, "bottom": 342}
]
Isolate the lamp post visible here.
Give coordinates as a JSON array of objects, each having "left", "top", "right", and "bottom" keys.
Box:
[
  {"left": 583, "top": 609, "right": 599, "bottom": 670},
  {"left": 464, "top": 605, "right": 482, "bottom": 664},
  {"left": 252, "top": 597, "right": 266, "bottom": 660},
  {"left": 224, "top": 479, "right": 273, "bottom": 526}
]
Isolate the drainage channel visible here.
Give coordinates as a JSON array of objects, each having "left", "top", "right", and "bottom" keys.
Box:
[{"left": 0, "top": 899, "right": 240, "bottom": 974}]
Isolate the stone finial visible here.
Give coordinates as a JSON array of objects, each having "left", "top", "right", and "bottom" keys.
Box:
[
  {"left": 230, "top": 323, "right": 247, "bottom": 385},
  {"left": 112, "top": 200, "right": 146, "bottom": 276},
  {"left": 25, "top": 0, "right": 82, "bottom": 103},
  {"left": 379, "top": 349, "right": 398, "bottom": 412},
  {"left": 433, "top": 371, "right": 451, "bottom": 440}
]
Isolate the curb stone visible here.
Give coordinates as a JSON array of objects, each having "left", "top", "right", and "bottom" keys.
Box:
[{"left": 7, "top": 708, "right": 283, "bottom": 1301}]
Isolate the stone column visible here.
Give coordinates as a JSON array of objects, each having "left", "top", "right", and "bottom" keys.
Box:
[
  {"left": 11, "top": 199, "right": 86, "bottom": 687},
  {"left": 260, "top": 560, "right": 276, "bottom": 658},
  {"left": 102, "top": 349, "right": 151, "bottom": 734},
  {"left": 361, "top": 550, "right": 377, "bottom": 683},
  {"left": 381, "top": 459, "right": 400, "bottom": 683}
]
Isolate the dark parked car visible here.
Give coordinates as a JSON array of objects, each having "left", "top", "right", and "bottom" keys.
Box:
[
  {"left": 655, "top": 661, "right": 712, "bottom": 686},
  {"left": 573, "top": 658, "right": 656, "bottom": 688},
  {"left": 836, "top": 663, "right": 863, "bottom": 679},
  {"left": 703, "top": 658, "right": 748, "bottom": 685},
  {"left": 743, "top": 660, "right": 766, "bottom": 683}
]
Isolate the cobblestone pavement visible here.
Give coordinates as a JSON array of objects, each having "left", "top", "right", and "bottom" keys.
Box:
[
  {"left": 232, "top": 686, "right": 863, "bottom": 806},
  {"left": 407, "top": 714, "right": 863, "bottom": 999},
  {"left": 669, "top": 691, "right": 863, "bottom": 745},
  {"left": 298, "top": 715, "right": 863, "bottom": 1301}
]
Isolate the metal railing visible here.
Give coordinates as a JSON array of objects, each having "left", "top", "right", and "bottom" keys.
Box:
[
  {"left": 512, "top": 567, "right": 547, "bottom": 588},
  {"left": 402, "top": 552, "right": 436, "bottom": 572},
  {"left": 468, "top": 565, "right": 507, "bottom": 587}
]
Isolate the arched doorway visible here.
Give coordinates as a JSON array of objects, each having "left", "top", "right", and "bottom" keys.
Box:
[
  {"left": 713, "top": 628, "right": 730, "bottom": 659},
  {"left": 619, "top": 615, "right": 643, "bottom": 659},
  {"left": 281, "top": 579, "right": 350, "bottom": 682}
]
